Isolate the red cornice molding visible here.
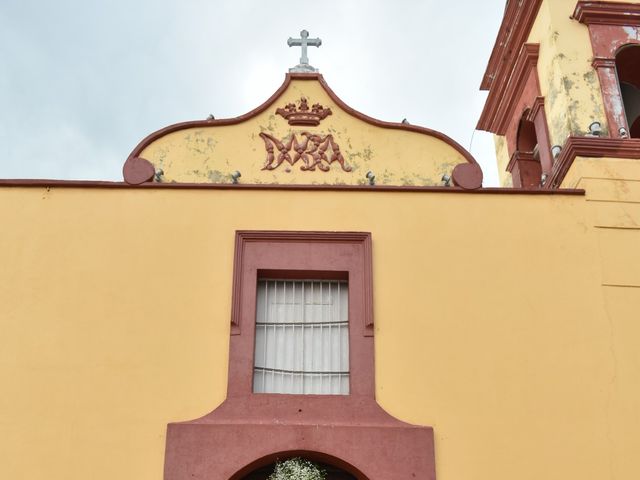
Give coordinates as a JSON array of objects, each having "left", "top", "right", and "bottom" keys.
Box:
[
  {"left": 478, "top": 43, "right": 540, "bottom": 133},
  {"left": 0, "top": 179, "right": 585, "bottom": 195},
  {"left": 573, "top": 1, "right": 640, "bottom": 26},
  {"left": 592, "top": 56, "right": 617, "bottom": 69},
  {"left": 547, "top": 136, "right": 640, "bottom": 187},
  {"left": 480, "top": 0, "right": 543, "bottom": 91}
]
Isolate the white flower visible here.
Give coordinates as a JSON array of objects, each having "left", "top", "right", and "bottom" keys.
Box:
[{"left": 268, "top": 457, "right": 327, "bottom": 480}]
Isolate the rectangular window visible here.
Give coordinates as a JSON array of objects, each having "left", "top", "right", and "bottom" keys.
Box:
[{"left": 253, "top": 279, "right": 349, "bottom": 395}]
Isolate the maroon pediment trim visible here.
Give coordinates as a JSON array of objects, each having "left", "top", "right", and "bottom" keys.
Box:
[
  {"left": 547, "top": 136, "right": 640, "bottom": 188},
  {"left": 573, "top": 1, "right": 640, "bottom": 26},
  {"left": 123, "top": 72, "right": 483, "bottom": 189}
]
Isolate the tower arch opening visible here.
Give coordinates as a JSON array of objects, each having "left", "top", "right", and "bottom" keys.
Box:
[
  {"left": 510, "top": 111, "right": 542, "bottom": 188},
  {"left": 616, "top": 45, "right": 640, "bottom": 138},
  {"left": 516, "top": 115, "right": 539, "bottom": 154}
]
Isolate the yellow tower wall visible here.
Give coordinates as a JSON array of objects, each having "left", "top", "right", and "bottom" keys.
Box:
[
  {"left": 493, "top": 0, "right": 639, "bottom": 187},
  {"left": 493, "top": 135, "right": 513, "bottom": 186},
  {"left": 2, "top": 185, "right": 638, "bottom": 480},
  {"left": 528, "top": 0, "right": 607, "bottom": 142}
]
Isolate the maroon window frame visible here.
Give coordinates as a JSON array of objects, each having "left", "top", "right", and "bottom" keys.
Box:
[{"left": 228, "top": 231, "right": 374, "bottom": 398}]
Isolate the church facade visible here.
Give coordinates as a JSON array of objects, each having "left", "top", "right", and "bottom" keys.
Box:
[{"left": 1, "top": 1, "right": 640, "bottom": 479}]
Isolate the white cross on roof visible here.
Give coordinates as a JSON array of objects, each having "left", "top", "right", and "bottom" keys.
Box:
[{"left": 288, "top": 30, "right": 321, "bottom": 73}]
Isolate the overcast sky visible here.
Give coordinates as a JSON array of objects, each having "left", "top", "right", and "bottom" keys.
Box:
[{"left": 0, "top": 0, "right": 505, "bottom": 186}]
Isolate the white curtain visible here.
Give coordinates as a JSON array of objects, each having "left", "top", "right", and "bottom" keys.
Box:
[{"left": 253, "top": 279, "right": 349, "bottom": 394}]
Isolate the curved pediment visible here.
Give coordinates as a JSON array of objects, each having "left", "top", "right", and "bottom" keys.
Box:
[{"left": 124, "top": 73, "right": 482, "bottom": 188}]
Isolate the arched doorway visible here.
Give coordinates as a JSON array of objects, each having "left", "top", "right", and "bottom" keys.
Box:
[
  {"left": 231, "top": 451, "right": 367, "bottom": 480},
  {"left": 242, "top": 460, "right": 356, "bottom": 480}
]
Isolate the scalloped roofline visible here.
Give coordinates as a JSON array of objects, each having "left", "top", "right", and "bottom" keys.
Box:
[{"left": 125, "top": 73, "right": 480, "bottom": 175}]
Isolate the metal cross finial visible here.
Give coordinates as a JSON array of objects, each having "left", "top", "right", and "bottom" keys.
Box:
[{"left": 288, "top": 29, "right": 321, "bottom": 73}]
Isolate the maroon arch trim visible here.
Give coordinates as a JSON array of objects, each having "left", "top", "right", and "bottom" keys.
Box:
[
  {"left": 123, "top": 72, "right": 482, "bottom": 189},
  {"left": 229, "top": 450, "right": 369, "bottom": 480}
]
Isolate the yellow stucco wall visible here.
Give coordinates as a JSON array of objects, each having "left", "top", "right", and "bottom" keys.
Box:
[
  {"left": 138, "top": 78, "right": 469, "bottom": 186},
  {"left": 560, "top": 155, "right": 640, "bottom": 480},
  {"left": 2, "top": 184, "right": 639, "bottom": 480},
  {"left": 493, "top": 135, "right": 512, "bottom": 187}
]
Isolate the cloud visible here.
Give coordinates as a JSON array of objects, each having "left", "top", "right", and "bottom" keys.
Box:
[{"left": 0, "top": 0, "right": 503, "bottom": 185}]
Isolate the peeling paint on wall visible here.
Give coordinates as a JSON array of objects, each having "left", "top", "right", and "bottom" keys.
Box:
[{"left": 138, "top": 79, "right": 471, "bottom": 187}]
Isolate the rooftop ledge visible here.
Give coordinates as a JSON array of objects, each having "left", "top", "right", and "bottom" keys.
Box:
[{"left": 0, "top": 179, "right": 584, "bottom": 195}]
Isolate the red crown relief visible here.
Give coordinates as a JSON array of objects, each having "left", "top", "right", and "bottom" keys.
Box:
[{"left": 276, "top": 97, "right": 332, "bottom": 126}]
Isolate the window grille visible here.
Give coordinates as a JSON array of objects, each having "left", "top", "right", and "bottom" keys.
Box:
[{"left": 253, "top": 279, "right": 349, "bottom": 394}]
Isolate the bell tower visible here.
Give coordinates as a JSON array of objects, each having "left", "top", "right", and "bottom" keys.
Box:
[{"left": 478, "top": 0, "right": 640, "bottom": 189}]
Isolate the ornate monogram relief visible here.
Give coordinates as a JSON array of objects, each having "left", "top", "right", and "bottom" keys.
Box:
[
  {"left": 276, "top": 97, "right": 332, "bottom": 126},
  {"left": 260, "top": 97, "right": 349, "bottom": 173},
  {"left": 259, "top": 132, "right": 352, "bottom": 172}
]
